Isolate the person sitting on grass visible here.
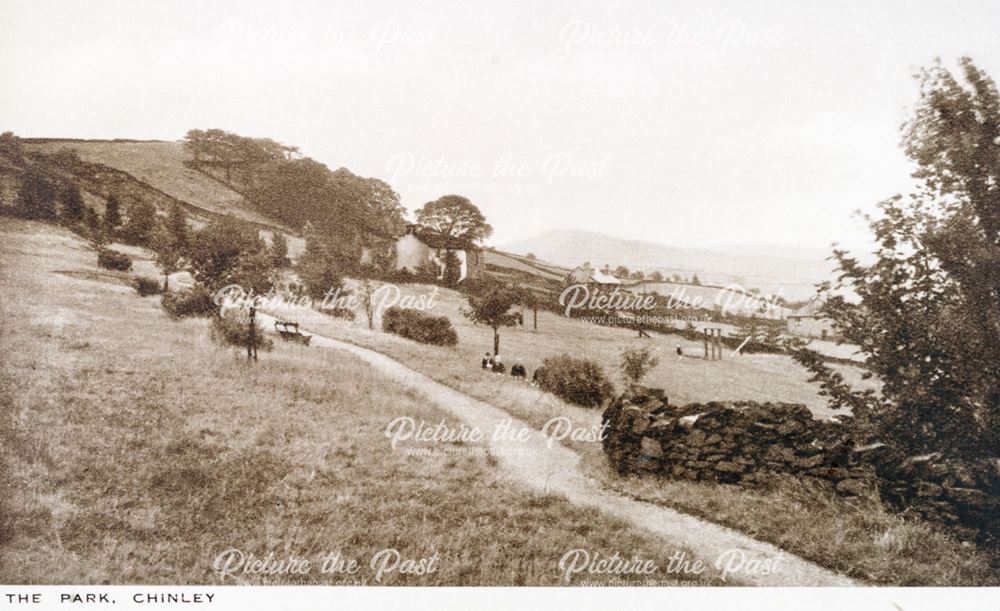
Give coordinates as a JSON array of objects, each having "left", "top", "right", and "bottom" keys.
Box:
[
  {"left": 482, "top": 351, "right": 493, "bottom": 370},
  {"left": 492, "top": 353, "right": 505, "bottom": 374},
  {"left": 510, "top": 363, "right": 526, "bottom": 378},
  {"left": 531, "top": 367, "right": 543, "bottom": 386}
]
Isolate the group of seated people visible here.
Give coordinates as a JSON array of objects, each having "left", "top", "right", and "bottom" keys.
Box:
[{"left": 481, "top": 352, "right": 527, "bottom": 378}]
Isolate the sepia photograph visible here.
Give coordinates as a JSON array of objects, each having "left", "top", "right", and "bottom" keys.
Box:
[{"left": 0, "top": 0, "right": 998, "bottom": 608}]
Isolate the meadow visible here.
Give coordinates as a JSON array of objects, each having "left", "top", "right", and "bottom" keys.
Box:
[
  {"left": 277, "top": 279, "right": 998, "bottom": 585},
  {"left": 0, "top": 218, "right": 722, "bottom": 585}
]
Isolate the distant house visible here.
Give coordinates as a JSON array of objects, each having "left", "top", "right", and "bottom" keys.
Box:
[
  {"left": 787, "top": 299, "right": 836, "bottom": 339},
  {"left": 393, "top": 224, "right": 484, "bottom": 282},
  {"left": 567, "top": 262, "right": 621, "bottom": 286}
]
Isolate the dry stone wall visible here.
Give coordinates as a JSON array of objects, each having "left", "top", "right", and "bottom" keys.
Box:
[{"left": 602, "top": 387, "right": 999, "bottom": 543}]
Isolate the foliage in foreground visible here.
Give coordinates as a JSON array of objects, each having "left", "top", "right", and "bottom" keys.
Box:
[
  {"left": 535, "top": 354, "right": 615, "bottom": 408},
  {"left": 161, "top": 286, "right": 216, "bottom": 319},
  {"left": 96, "top": 248, "right": 132, "bottom": 271},
  {"left": 792, "top": 57, "right": 1000, "bottom": 460},
  {"left": 382, "top": 307, "right": 458, "bottom": 346},
  {"left": 210, "top": 315, "right": 273, "bottom": 353}
]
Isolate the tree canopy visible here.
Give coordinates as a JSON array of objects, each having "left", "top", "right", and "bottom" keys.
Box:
[
  {"left": 797, "top": 57, "right": 1000, "bottom": 458},
  {"left": 415, "top": 195, "right": 492, "bottom": 244}
]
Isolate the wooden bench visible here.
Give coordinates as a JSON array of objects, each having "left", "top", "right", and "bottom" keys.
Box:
[{"left": 274, "top": 321, "right": 312, "bottom": 346}]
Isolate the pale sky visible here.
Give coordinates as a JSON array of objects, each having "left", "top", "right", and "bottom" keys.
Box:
[{"left": 2, "top": 0, "right": 998, "bottom": 251}]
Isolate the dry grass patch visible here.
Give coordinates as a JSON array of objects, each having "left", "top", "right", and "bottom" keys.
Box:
[
  {"left": 276, "top": 282, "right": 998, "bottom": 586},
  {"left": 0, "top": 218, "right": 719, "bottom": 585}
]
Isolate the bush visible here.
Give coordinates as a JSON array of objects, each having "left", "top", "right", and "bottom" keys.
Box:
[
  {"left": 382, "top": 307, "right": 457, "bottom": 346},
  {"left": 97, "top": 248, "right": 132, "bottom": 271},
  {"left": 161, "top": 286, "right": 215, "bottom": 319},
  {"left": 535, "top": 354, "right": 614, "bottom": 408},
  {"left": 210, "top": 315, "right": 273, "bottom": 352},
  {"left": 620, "top": 346, "right": 659, "bottom": 386},
  {"left": 134, "top": 276, "right": 162, "bottom": 297}
]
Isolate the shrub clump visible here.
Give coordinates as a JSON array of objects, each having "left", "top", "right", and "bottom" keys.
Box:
[
  {"left": 133, "top": 275, "right": 162, "bottom": 297},
  {"left": 382, "top": 307, "right": 457, "bottom": 346},
  {"left": 210, "top": 315, "right": 273, "bottom": 352},
  {"left": 97, "top": 248, "right": 132, "bottom": 271},
  {"left": 161, "top": 286, "right": 216, "bottom": 319},
  {"left": 535, "top": 354, "right": 614, "bottom": 408}
]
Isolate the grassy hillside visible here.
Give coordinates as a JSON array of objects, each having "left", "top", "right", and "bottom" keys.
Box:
[
  {"left": 0, "top": 217, "right": 724, "bottom": 585},
  {"left": 21, "top": 139, "right": 305, "bottom": 257},
  {"left": 25, "top": 140, "right": 254, "bottom": 221}
]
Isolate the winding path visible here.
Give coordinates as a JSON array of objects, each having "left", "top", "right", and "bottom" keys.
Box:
[{"left": 260, "top": 313, "right": 856, "bottom": 586}]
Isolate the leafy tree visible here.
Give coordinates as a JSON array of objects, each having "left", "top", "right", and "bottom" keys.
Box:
[
  {"left": 691, "top": 274, "right": 701, "bottom": 285},
  {"left": 415, "top": 195, "right": 492, "bottom": 244},
  {"left": 734, "top": 316, "right": 763, "bottom": 348},
  {"left": 620, "top": 346, "right": 659, "bottom": 387},
  {"left": 295, "top": 230, "right": 344, "bottom": 300},
  {"left": 121, "top": 200, "right": 158, "bottom": 245},
  {"left": 104, "top": 194, "right": 122, "bottom": 232},
  {"left": 270, "top": 231, "right": 289, "bottom": 267},
  {"left": 630, "top": 270, "right": 645, "bottom": 280},
  {"left": 17, "top": 173, "right": 57, "bottom": 220},
  {"left": 184, "top": 128, "right": 296, "bottom": 178},
  {"left": 462, "top": 278, "right": 522, "bottom": 355},
  {"left": 188, "top": 216, "right": 273, "bottom": 294},
  {"left": 613, "top": 265, "right": 629, "bottom": 279},
  {"left": 58, "top": 182, "right": 84, "bottom": 225},
  {"left": 244, "top": 161, "right": 402, "bottom": 271},
  {"left": 649, "top": 271, "right": 664, "bottom": 282},
  {"left": 793, "top": 57, "right": 1000, "bottom": 458},
  {"left": 247, "top": 157, "right": 332, "bottom": 229},
  {"left": 84, "top": 208, "right": 107, "bottom": 250},
  {"left": 151, "top": 225, "right": 184, "bottom": 291},
  {"left": 165, "top": 203, "right": 189, "bottom": 251},
  {"left": 525, "top": 252, "right": 537, "bottom": 260}
]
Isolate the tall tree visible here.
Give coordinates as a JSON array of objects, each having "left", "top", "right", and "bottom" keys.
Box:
[
  {"left": 269, "top": 231, "right": 289, "bottom": 267},
  {"left": 149, "top": 204, "right": 190, "bottom": 292},
  {"left": 17, "top": 173, "right": 57, "bottom": 220},
  {"left": 295, "top": 229, "right": 344, "bottom": 300},
  {"left": 415, "top": 195, "right": 492, "bottom": 244},
  {"left": 57, "top": 182, "right": 84, "bottom": 225},
  {"left": 151, "top": 224, "right": 185, "bottom": 292},
  {"left": 794, "top": 57, "right": 1000, "bottom": 457},
  {"left": 165, "top": 203, "right": 189, "bottom": 251},
  {"left": 104, "top": 194, "right": 122, "bottom": 232},
  {"left": 121, "top": 200, "right": 158, "bottom": 245}
]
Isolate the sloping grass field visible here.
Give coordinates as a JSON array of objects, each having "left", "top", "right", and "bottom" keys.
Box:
[
  {"left": 274, "top": 279, "right": 998, "bottom": 585},
  {"left": 0, "top": 218, "right": 722, "bottom": 585}
]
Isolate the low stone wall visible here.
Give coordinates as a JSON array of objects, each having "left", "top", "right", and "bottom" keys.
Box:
[{"left": 602, "top": 387, "right": 999, "bottom": 543}]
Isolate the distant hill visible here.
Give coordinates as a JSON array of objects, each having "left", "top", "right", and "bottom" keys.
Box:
[{"left": 500, "top": 230, "right": 835, "bottom": 300}]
